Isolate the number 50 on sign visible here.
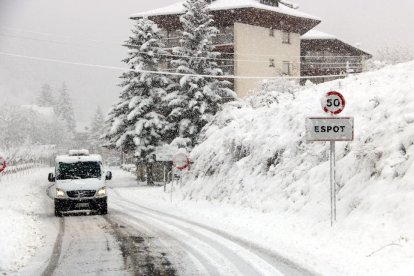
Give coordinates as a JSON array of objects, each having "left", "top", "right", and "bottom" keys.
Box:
[{"left": 321, "top": 91, "right": 346, "bottom": 115}]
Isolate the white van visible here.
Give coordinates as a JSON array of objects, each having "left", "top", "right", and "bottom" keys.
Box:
[{"left": 48, "top": 150, "right": 112, "bottom": 216}]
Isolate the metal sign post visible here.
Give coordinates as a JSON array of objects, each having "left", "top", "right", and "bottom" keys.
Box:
[
  {"left": 307, "top": 91, "right": 353, "bottom": 226},
  {"left": 330, "top": 141, "right": 336, "bottom": 225},
  {"left": 170, "top": 168, "right": 174, "bottom": 203},
  {"left": 170, "top": 153, "right": 189, "bottom": 203}
]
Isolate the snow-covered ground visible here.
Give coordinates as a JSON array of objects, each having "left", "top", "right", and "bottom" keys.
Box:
[
  {"left": 0, "top": 168, "right": 59, "bottom": 274},
  {"left": 2, "top": 62, "right": 414, "bottom": 275},
  {"left": 174, "top": 61, "right": 414, "bottom": 275},
  {"left": 1, "top": 168, "right": 312, "bottom": 275},
  {"left": 111, "top": 170, "right": 413, "bottom": 275}
]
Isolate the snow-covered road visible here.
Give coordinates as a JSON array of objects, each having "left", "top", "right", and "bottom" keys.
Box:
[
  {"left": 109, "top": 190, "right": 309, "bottom": 276},
  {"left": 1, "top": 168, "right": 315, "bottom": 275}
]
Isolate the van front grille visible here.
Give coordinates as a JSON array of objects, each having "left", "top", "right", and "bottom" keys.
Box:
[{"left": 67, "top": 190, "right": 96, "bottom": 198}]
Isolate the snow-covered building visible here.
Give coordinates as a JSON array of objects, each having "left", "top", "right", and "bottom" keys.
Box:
[
  {"left": 131, "top": 0, "right": 321, "bottom": 97},
  {"left": 131, "top": 0, "right": 371, "bottom": 96},
  {"left": 300, "top": 30, "right": 372, "bottom": 84}
]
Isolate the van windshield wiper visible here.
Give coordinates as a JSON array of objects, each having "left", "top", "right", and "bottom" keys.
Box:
[{"left": 59, "top": 175, "right": 81, "bottom": 180}]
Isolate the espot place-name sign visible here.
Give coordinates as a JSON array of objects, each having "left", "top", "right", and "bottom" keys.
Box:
[
  {"left": 306, "top": 117, "right": 354, "bottom": 141},
  {"left": 306, "top": 91, "right": 354, "bottom": 142},
  {"left": 306, "top": 91, "right": 354, "bottom": 226}
]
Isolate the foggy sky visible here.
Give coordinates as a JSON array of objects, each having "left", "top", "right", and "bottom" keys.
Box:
[{"left": 0, "top": 0, "right": 413, "bottom": 125}]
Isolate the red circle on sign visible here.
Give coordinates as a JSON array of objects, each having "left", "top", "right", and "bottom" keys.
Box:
[
  {"left": 0, "top": 156, "right": 7, "bottom": 173},
  {"left": 173, "top": 153, "right": 189, "bottom": 171},
  {"left": 322, "top": 91, "right": 346, "bottom": 115}
]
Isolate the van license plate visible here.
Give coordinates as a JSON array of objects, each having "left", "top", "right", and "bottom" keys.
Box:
[{"left": 76, "top": 203, "right": 89, "bottom": 208}]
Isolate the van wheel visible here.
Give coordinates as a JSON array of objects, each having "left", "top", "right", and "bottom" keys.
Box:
[
  {"left": 54, "top": 207, "right": 62, "bottom": 217},
  {"left": 99, "top": 205, "right": 108, "bottom": 215}
]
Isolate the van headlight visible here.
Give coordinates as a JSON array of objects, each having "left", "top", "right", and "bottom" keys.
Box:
[
  {"left": 56, "top": 188, "right": 65, "bottom": 198},
  {"left": 97, "top": 187, "right": 106, "bottom": 197}
]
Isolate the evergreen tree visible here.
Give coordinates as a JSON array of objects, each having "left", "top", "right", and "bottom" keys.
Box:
[
  {"left": 36, "top": 84, "right": 55, "bottom": 107},
  {"left": 123, "top": 19, "right": 171, "bottom": 163},
  {"left": 167, "top": 0, "right": 235, "bottom": 149},
  {"left": 103, "top": 91, "right": 135, "bottom": 154},
  {"left": 55, "top": 83, "right": 76, "bottom": 133},
  {"left": 89, "top": 106, "right": 105, "bottom": 153},
  {"left": 104, "top": 19, "right": 172, "bottom": 184}
]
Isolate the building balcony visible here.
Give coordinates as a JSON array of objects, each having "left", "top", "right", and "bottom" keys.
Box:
[
  {"left": 301, "top": 56, "right": 365, "bottom": 74},
  {"left": 162, "top": 33, "right": 234, "bottom": 48},
  {"left": 161, "top": 62, "right": 234, "bottom": 76}
]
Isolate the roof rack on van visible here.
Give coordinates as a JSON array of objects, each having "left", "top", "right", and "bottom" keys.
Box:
[{"left": 68, "top": 149, "right": 90, "bottom": 156}]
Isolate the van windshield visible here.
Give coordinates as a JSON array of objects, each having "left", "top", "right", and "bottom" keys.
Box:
[{"left": 57, "top": 161, "right": 101, "bottom": 180}]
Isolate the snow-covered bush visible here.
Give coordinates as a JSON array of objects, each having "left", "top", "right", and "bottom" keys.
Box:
[{"left": 246, "top": 79, "right": 302, "bottom": 108}]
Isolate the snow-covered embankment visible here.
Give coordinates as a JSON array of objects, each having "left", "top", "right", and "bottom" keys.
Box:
[
  {"left": 0, "top": 169, "right": 58, "bottom": 274},
  {"left": 180, "top": 61, "right": 414, "bottom": 274}
]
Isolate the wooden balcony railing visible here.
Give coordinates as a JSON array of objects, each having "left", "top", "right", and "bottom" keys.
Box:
[
  {"left": 162, "top": 33, "right": 234, "bottom": 48},
  {"left": 301, "top": 56, "right": 365, "bottom": 73}
]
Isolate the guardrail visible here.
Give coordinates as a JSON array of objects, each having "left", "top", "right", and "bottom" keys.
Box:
[{"left": 0, "top": 162, "right": 45, "bottom": 180}]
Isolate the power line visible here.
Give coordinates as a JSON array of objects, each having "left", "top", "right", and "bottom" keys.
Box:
[
  {"left": 0, "top": 26, "right": 120, "bottom": 46},
  {"left": 0, "top": 51, "right": 350, "bottom": 80},
  {"left": 0, "top": 29, "right": 366, "bottom": 63},
  {"left": 126, "top": 43, "right": 364, "bottom": 64}
]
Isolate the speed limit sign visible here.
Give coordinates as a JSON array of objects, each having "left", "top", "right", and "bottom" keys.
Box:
[
  {"left": 173, "top": 153, "right": 189, "bottom": 171},
  {"left": 321, "top": 91, "right": 345, "bottom": 115}
]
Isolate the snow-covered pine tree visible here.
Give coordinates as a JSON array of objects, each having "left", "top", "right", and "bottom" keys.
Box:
[
  {"left": 124, "top": 18, "right": 173, "bottom": 185},
  {"left": 89, "top": 106, "right": 105, "bottom": 154},
  {"left": 55, "top": 83, "right": 76, "bottom": 133},
  {"left": 103, "top": 88, "right": 135, "bottom": 154},
  {"left": 36, "top": 84, "right": 55, "bottom": 107},
  {"left": 167, "top": 0, "right": 236, "bottom": 149},
  {"left": 103, "top": 18, "right": 172, "bottom": 184}
]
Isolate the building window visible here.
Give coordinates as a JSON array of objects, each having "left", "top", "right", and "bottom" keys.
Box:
[
  {"left": 269, "top": 28, "right": 274, "bottom": 37},
  {"left": 282, "top": 31, "right": 290, "bottom": 44},
  {"left": 260, "top": 0, "right": 279, "bottom": 7},
  {"left": 282, "top": 61, "right": 291, "bottom": 75},
  {"left": 269, "top": 59, "right": 275, "bottom": 67}
]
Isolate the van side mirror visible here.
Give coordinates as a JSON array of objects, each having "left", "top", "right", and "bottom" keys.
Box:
[
  {"left": 48, "top": 173, "right": 55, "bottom": 182},
  {"left": 105, "top": 171, "right": 112, "bottom": 180}
]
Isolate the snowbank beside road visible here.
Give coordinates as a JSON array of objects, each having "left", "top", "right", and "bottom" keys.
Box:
[
  {"left": 175, "top": 62, "right": 414, "bottom": 274},
  {"left": 0, "top": 169, "right": 58, "bottom": 274}
]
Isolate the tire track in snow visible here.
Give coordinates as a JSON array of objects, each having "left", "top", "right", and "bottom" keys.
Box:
[
  {"left": 110, "top": 195, "right": 284, "bottom": 276},
  {"left": 111, "top": 201, "right": 276, "bottom": 275},
  {"left": 51, "top": 215, "right": 128, "bottom": 275},
  {"left": 103, "top": 215, "right": 177, "bottom": 276},
  {"left": 110, "top": 210, "right": 226, "bottom": 276},
  {"left": 110, "top": 189, "right": 317, "bottom": 276},
  {"left": 41, "top": 217, "right": 65, "bottom": 276}
]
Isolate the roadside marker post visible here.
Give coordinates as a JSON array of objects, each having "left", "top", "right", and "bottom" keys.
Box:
[
  {"left": 171, "top": 153, "right": 189, "bottom": 203},
  {"left": 0, "top": 156, "right": 6, "bottom": 182},
  {"left": 306, "top": 91, "right": 354, "bottom": 226}
]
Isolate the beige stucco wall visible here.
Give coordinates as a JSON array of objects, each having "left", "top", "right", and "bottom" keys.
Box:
[{"left": 233, "top": 22, "right": 301, "bottom": 98}]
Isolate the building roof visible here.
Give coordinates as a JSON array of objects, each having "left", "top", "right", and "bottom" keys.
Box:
[
  {"left": 301, "top": 29, "right": 372, "bottom": 57},
  {"left": 301, "top": 30, "right": 337, "bottom": 40},
  {"left": 131, "top": 0, "right": 320, "bottom": 21}
]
